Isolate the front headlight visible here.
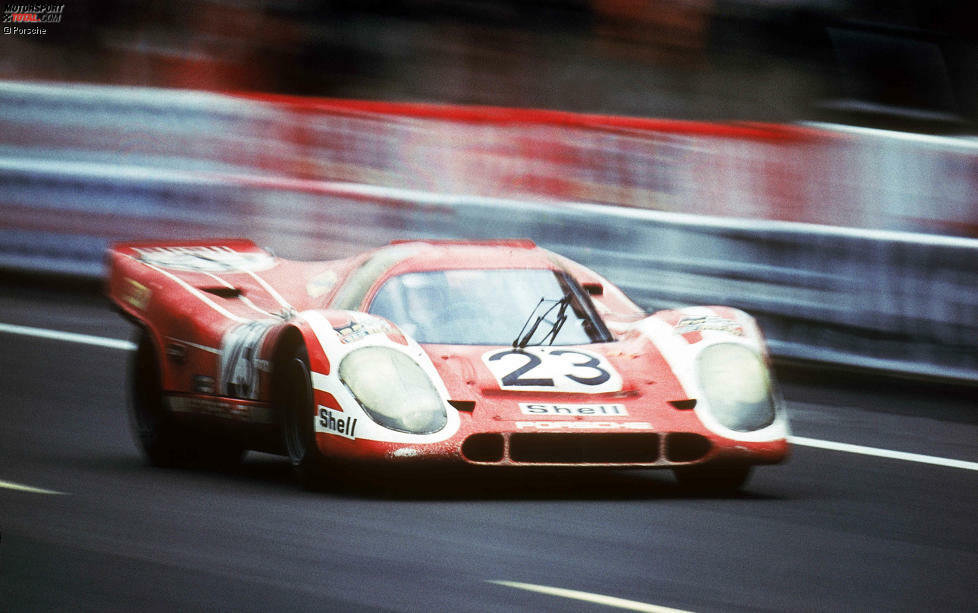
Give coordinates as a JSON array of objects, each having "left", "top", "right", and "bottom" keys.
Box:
[
  {"left": 696, "top": 343, "right": 776, "bottom": 432},
  {"left": 339, "top": 346, "right": 447, "bottom": 434}
]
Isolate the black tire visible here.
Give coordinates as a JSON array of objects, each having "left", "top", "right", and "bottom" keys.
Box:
[
  {"left": 673, "top": 464, "right": 752, "bottom": 495},
  {"left": 280, "top": 346, "right": 325, "bottom": 488},
  {"left": 129, "top": 330, "right": 244, "bottom": 469},
  {"left": 129, "top": 330, "right": 188, "bottom": 467}
]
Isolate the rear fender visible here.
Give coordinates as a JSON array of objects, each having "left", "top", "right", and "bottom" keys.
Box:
[
  {"left": 106, "top": 239, "right": 277, "bottom": 394},
  {"left": 106, "top": 238, "right": 275, "bottom": 325}
]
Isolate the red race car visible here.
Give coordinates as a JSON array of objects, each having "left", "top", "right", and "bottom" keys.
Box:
[{"left": 107, "top": 238, "right": 788, "bottom": 492}]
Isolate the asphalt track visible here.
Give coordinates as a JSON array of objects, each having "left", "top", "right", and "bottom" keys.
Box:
[{"left": 0, "top": 284, "right": 975, "bottom": 612}]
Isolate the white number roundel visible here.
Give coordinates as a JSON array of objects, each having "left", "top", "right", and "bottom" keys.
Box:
[{"left": 481, "top": 347, "right": 622, "bottom": 394}]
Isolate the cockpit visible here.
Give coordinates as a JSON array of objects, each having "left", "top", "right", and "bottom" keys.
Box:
[{"left": 367, "top": 268, "right": 611, "bottom": 346}]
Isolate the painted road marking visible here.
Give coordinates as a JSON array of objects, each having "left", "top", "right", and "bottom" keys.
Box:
[
  {"left": 788, "top": 436, "right": 978, "bottom": 471},
  {"left": 489, "top": 581, "right": 692, "bottom": 613},
  {"left": 0, "top": 322, "right": 136, "bottom": 351},
  {"left": 3, "top": 322, "right": 977, "bottom": 473},
  {"left": 0, "top": 478, "right": 67, "bottom": 495}
]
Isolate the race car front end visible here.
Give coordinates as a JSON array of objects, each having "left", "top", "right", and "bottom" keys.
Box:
[{"left": 438, "top": 335, "right": 787, "bottom": 473}]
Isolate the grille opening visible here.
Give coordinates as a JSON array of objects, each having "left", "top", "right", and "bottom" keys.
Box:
[
  {"left": 462, "top": 433, "right": 504, "bottom": 462},
  {"left": 665, "top": 433, "right": 712, "bottom": 462},
  {"left": 510, "top": 433, "right": 659, "bottom": 464}
]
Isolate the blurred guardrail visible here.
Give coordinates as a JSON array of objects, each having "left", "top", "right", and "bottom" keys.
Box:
[{"left": 1, "top": 81, "right": 977, "bottom": 383}]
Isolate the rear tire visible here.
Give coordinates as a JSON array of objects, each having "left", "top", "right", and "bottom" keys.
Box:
[
  {"left": 673, "top": 464, "right": 752, "bottom": 495},
  {"left": 280, "top": 346, "right": 325, "bottom": 488},
  {"left": 129, "top": 330, "right": 244, "bottom": 469},
  {"left": 129, "top": 330, "right": 188, "bottom": 467}
]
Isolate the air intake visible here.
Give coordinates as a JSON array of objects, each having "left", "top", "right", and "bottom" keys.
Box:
[
  {"left": 462, "top": 433, "right": 504, "bottom": 463},
  {"left": 509, "top": 433, "right": 659, "bottom": 464},
  {"left": 665, "top": 433, "right": 712, "bottom": 462}
]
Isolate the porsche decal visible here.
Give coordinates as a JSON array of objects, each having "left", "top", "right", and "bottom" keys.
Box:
[
  {"left": 515, "top": 421, "right": 651, "bottom": 430},
  {"left": 483, "top": 347, "right": 622, "bottom": 393}
]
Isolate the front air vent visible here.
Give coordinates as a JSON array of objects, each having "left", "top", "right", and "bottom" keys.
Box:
[
  {"left": 462, "top": 433, "right": 504, "bottom": 462},
  {"left": 665, "top": 433, "right": 712, "bottom": 462},
  {"left": 509, "top": 433, "right": 659, "bottom": 464}
]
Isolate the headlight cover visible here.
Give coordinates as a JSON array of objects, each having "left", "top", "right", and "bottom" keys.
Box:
[
  {"left": 696, "top": 343, "right": 776, "bottom": 432},
  {"left": 339, "top": 346, "right": 447, "bottom": 434}
]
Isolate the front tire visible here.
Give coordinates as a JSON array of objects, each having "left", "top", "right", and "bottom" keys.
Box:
[{"left": 280, "top": 346, "right": 325, "bottom": 488}]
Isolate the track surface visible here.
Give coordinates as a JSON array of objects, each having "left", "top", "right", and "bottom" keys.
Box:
[{"left": 1, "top": 285, "right": 975, "bottom": 612}]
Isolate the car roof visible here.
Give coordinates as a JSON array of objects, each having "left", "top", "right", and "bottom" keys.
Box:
[
  {"left": 329, "top": 239, "right": 560, "bottom": 310},
  {"left": 386, "top": 239, "right": 558, "bottom": 272}
]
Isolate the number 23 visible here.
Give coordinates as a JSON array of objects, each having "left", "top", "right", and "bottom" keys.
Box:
[{"left": 488, "top": 349, "right": 611, "bottom": 387}]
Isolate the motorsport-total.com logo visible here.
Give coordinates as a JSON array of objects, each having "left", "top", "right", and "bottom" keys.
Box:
[{"left": 3, "top": 3, "right": 63, "bottom": 35}]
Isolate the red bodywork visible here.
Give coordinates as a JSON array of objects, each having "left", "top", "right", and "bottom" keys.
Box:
[{"left": 107, "top": 238, "right": 789, "bottom": 470}]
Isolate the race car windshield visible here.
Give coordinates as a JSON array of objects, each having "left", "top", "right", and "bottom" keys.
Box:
[{"left": 367, "top": 269, "right": 610, "bottom": 345}]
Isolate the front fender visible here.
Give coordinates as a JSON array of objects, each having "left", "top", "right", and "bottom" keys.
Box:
[
  {"left": 630, "top": 306, "right": 789, "bottom": 444},
  {"left": 289, "top": 310, "right": 462, "bottom": 450}
]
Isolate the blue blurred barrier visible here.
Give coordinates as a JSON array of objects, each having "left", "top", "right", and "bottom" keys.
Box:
[{"left": 1, "top": 157, "right": 976, "bottom": 383}]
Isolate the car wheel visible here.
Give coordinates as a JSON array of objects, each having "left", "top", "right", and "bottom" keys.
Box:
[
  {"left": 281, "top": 346, "right": 325, "bottom": 488},
  {"left": 129, "top": 330, "right": 190, "bottom": 467},
  {"left": 129, "top": 330, "right": 244, "bottom": 469},
  {"left": 673, "top": 464, "right": 752, "bottom": 495}
]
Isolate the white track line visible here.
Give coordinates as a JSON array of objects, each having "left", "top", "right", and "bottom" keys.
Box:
[
  {"left": 2, "top": 321, "right": 976, "bottom": 472},
  {"left": 0, "top": 322, "right": 136, "bottom": 350},
  {"left": 0, "top": 478, "right": 67, "bottom": 495},
  {"left": 489, "top": 581, "right": 692, "bottom": 613},
  {"left": 788, "top": 436, "right": 978, "bottom": 471}
]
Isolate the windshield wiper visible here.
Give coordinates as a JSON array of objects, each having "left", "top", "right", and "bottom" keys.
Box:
[{"left": 513, "top": 294, "right": 571, "bottom": 349}]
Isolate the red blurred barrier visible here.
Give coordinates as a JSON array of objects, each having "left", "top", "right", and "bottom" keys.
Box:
[
  {"left": 227, "top": 91, "right": 823, "bottom": 226},
  {"left": 232, "top": 91, "right": 820, "bottom": 142},
  {"left": 3, "top": 81, "right": 974, "bottom": 237}
]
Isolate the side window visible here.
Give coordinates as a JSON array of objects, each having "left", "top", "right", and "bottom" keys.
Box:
[
  {"left": 367, "top": 278, "right": 402, "bottom": 322},
  {"left": 366, "top": 273, "right": 435, "bottom": 341},
  {"left": 330, "top": 245, "right": 420, "bottom": 311}
]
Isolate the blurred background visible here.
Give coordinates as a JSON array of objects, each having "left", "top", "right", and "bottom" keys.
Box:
[
  {"left": 3, "top": 1, "right": 977, "bottom": 129},
  {"left": 1, "top": 0, "right": 977, "bottom": 380}
]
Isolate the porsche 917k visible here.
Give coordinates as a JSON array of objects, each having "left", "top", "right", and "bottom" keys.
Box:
[{"left": 107, "top": 238, "right": 788, "bottom": 492}]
